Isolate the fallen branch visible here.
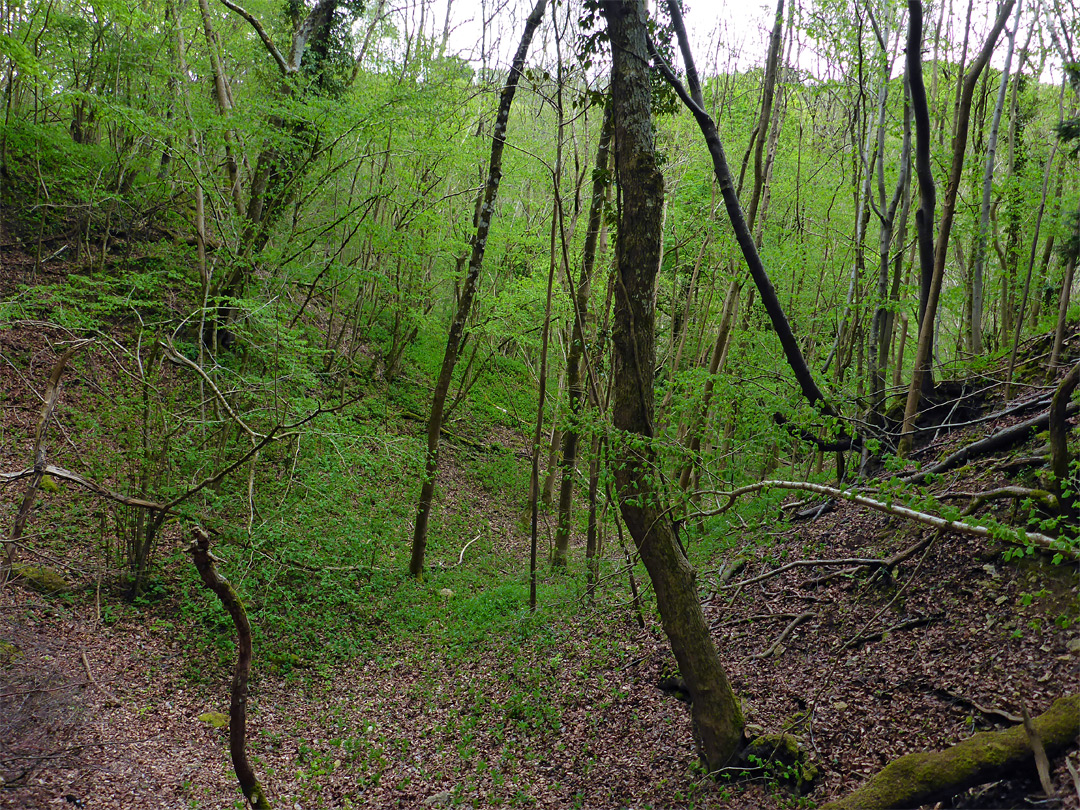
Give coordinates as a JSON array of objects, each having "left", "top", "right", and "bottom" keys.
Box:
[
  {"left": 931, "top": 687, "right": 1022, "bottom": 724},
  {"left": 843, "top": 614, "right": 941, "bottom": 650},
  {"left": 80, "top": 652, "right": 121, "bottom": 707},
  {"left": 1022, "top": 701, "right": 1056, "bottom": 798},
  {"left": 802, "top": 535, "right": 934, "bottom": 589},
  {"left": 187, "top": 526, "right": 272, "bottom": 810},
  {"left": 941, "top": 485, "right": 1058, "bottom": 515},
  {"left": 752, "top": 612, "right": 814, "bottom": 659},
  {"left": 822, "top": 694, "right": 1079, "bottom": 810},
  {"left": 903, "top": 401, "right": 1078, "bottom": 485},
  {"left": 1, "top": 464, "right": 166, "bottom": 510},
  {"left": 690, "top": 480, "right": 1077, "bottom": 560}
]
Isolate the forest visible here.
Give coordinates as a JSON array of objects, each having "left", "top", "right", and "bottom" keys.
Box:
[{"left": 1, "top": 0, "right": 1079, "bottom": 806}]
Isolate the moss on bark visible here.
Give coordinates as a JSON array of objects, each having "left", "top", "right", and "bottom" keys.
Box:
[{"left": 822, "top": 694, "right": 1079, "bottom": 810}]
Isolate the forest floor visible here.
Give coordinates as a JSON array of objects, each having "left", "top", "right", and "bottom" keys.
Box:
[{"left": 1, "top": 251, "right": 1079, "bottom": 809}]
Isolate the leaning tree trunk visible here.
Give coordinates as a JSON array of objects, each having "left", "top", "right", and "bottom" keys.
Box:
[
  {"left": 653, "top": 0, "right": 837, "bottom": 424},
  {"left": 409, "top": 0, "right": 547, "bottom": 578},
  {"left": 553, "top": 104, "right": 612, "bottom": 568},
  {"left": 1048, "top": 203, "right": 1078, "bottom": 374},
  {"left": 899, "top": 0, "right": 1015, "bottom": 456},
  {"left": 603, "top": 0, "right": 744, "bottom": 770}
]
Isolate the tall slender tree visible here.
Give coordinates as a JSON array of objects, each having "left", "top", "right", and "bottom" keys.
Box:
[{"left": 409, "top": 0, "right": 548, "bottom": 579}]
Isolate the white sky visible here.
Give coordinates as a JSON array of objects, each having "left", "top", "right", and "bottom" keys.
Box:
[{"left": 415, "top": 0, "right": 1067, "bottom": 86}]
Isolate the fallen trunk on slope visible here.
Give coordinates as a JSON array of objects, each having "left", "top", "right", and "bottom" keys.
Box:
[
  {"left": 821, "top": 694, "right": 1079, "bottom": 810},
  {"left": 904, "top": 400, "right": 1079, "bottom": 485},
  {"left": 692, "top": 479, "right": 1077, "bottom": 560}
]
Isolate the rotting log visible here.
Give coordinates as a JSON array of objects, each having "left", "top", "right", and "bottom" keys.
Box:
[
  {"left": 187, "top": 527, "right": 272, "bottom": 810},
  {"left": 821, "top": 694, "right": 1079, "bottom": 810}
]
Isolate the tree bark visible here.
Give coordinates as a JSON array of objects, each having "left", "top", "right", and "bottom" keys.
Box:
[
  {"left": 409, "top": 0, "right": 547, "bottom": 578},
  {"left": 899, "top": 0, "right": 1015, "bottom": 455},
  {"left": 603, "top": 0, "right": 744, "bottom": 771}
]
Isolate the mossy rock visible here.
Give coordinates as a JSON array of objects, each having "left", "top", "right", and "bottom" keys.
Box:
[
  {"left": 39, "top": 475, "right": 60, "bottom": 494},
  {"left": 12, "top": 564, "right": 71, "bottom": 593},
  {"left": 736, "top": 732, "right": 819, "bottom": 792},
  {"left": 0, "top": 640, "right": 23, "bottom": 669},
  {"left": 198, "top": 711, "right": 230, "bottom": 729}
]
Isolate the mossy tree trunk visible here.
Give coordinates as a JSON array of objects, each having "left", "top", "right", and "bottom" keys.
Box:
[{"left": 822, "top": 694, "right": 1079, "bottom": 810}]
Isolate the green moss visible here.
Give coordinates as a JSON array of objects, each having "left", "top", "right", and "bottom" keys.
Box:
[
  {"left": 12, "top": 564, "right": 71, "bottom": 593},
  {"left": 735, "top": 732, "right": 818, "bottom": 792},
  {"left": 0, "top": 640, "right": 23, "bottom": 668}
]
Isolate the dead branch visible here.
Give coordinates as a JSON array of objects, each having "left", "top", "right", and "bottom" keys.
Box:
[
  {"left": 1, "top": 465, "right": 166, "bottom": 510},
  {"left": 843, "top": 614, "right": 941, "bottom": 650},
  {"left": 186, "top": 526, "right": 272, "bottom": 810},
  {"left": 937, "top": 485, "right": 1058, "bottom": 514},
  {"left": 802, "top": 535, "right": 934, "bottom": 589},
  {"left": 822, "top": 694, "right": 1080, "bottom": 810},
  {"left": 931, "top": 687, "right": 1022, "bottom": 724},
  {"left": 720, "top": 557, "right": 890, "bottom": 591},
  {"left": 1022, "top": 701, "right": 1057, "bottom": 798},
  {"left": 690, "top": 480, "right": 1077, "bottom": 560},
  {"left": 161, "top": 340, "right": 265, "bottom": 439},
  {"left": 752, "top": 612, "right": 814, "bottom": 659},
  {"left": 904, "top": 400, "right": 1078, "bottom": 485},
  {"left": 79, "top": 652, "right": 121, "bottom": 707}
]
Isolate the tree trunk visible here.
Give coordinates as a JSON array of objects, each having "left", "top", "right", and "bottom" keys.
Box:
[
  {"left": 653, "top": 1, "right": 837, "bottom": 423},
  {"left": 1050, "top": 361, "right": 1080, "bottom": 517},
  {"left": 969, "top": 0, "right": 1020, "bottom": 356},
  {"left": 1048, "top": 203, "right": 1078, "bottom": 374},
  {"left": 899, "top": 0, "right": 1015, "bottom": 455},
  {"left": 553, "top": 105, "right": 613, "bottom": 568},
  {"left": 603, "top": 0, "right": 744, "bottom": 770},
  {"left": 409, "top": 0, "right": 547, "bottom": 578}
]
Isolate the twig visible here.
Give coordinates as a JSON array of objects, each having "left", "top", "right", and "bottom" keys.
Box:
[
  {"left": 752, "top": 612, "right": 814, "bottom": 659},
  {"left": 80, "top": 652, "right": 121, "bottom": 707},
  {"left": 1022, "top": 700, "right": 1057, "bottom": 798}
]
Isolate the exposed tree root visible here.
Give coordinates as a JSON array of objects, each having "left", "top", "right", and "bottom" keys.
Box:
[
  {"left": 821, "top": 694, "right": 1079, "bottom": 810},
  {"left": 693, "top": 480, "right": 1077, "bottom": 560}
]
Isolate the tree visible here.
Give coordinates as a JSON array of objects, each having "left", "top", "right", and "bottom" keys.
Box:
[
  {"left": 602, "top": 0, "right": 744, "bottom": 771},
  {"left": 409, "top": 0, "right": 548, "bottom": 579},
  {"left": 899, "top": 0, "right": 1015, "bottom": 455}
]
